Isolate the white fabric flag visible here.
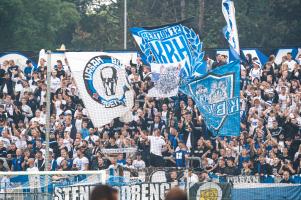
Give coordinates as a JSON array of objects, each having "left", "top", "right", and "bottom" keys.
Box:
[
  {"left": 147, "top": 61, "right": 184, "bottom": 98},
  {"left": 66, "top": 52, "right": 134, "bottom": 128}
]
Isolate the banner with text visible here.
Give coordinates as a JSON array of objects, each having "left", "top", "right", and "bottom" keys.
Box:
[{"left": 130, "top": 22, "right": 206, "bottom": 96}]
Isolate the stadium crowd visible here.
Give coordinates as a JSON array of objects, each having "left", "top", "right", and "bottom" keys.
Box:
[{"left": 0, "top": 52, "right": 301, "bottom": 183}]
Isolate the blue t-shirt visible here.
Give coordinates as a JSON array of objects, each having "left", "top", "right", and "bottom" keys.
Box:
[
  {"left": 80, "top": 128, "right": 89, "bottom": 139},
  {"left": 12, "top": 157, "right": 23, "bottom": 171},
  {"left": 174, "top": 150, "right": 188, "bottom": 168},
  {"left": 24, "top": 66, "right": 33, "bottom": 79},
  {"left": 117, "top": 159, "right": 126, "bottom": 166}
]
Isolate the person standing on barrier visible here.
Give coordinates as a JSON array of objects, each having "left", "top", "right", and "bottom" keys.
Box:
[
  {"left": 90, "top": 184, "right": 118, "bottom": 200},
  {"left": 140, "top": 128, "right": 166, "bottom": 167}
]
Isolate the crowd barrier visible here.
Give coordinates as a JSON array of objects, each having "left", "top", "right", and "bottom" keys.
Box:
[{"left": 0, "top": 168, "right": 300, "bottom": 200}]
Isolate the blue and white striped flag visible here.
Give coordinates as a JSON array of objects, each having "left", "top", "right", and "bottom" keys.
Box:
[{"left": 222, "top": 0, "right": 240, "bottom": 60}]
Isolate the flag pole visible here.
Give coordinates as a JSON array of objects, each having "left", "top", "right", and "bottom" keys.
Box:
[
  {"left": 44, "top": 50, "right": 51, "bottom": 199},
  {"left": 124, "top": 0, "right": 127, "bottom": 49}
]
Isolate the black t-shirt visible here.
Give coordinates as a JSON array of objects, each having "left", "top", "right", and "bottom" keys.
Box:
[
  {"left": 271, "top": 163, "right": 282, "bottom": 175},
  {"left": 37, "top": 159, "right": 45, "bottom": 171},
  {"left": 0, "top": 147, "right": 7, "bottom": 157},
  {"left": 224, "top": 166, "right": 239, "bottom": 176},
  {"left": 7, "top": 65, "right": 19, "bottom": 78},
  {"left": 7, "top": 149, "right": 16, "bottom": 158},
  {"left": 213, "top": 165, "right": 226, "bottom": 174},
  {"left": 56, "top": 69, "right": 66, "bottom": 78}
]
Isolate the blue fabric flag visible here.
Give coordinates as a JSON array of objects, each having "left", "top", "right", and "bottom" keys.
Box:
[
  {"left": 222, "top": 0, "right": 240, "bottom": 60},
  {"left": 188, "top": 61, "right": 240, "bottom": 136},
  {"left": 130, "top": 23, "right": 206, "bottom": 97}
]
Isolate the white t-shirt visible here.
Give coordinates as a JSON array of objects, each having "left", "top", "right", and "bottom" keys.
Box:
[
  {"left": 0, "top": 137, "right": 10, "bottom": 148},
  {"left": 30, "top": 116, "right": 46, "bottom": 125},
  {"left": 132, "top": 160, "right": 146, "bottom": 169},
  {"left": 147, "top": 136, "right": 165, "bottom": 156},
  {"left": 50, "top": 76, "right": 61, "bottom": 93},
  {"left": 85, "top": 135, "right": 99, "bottom": 144},
  {"left": 27, "top": 166, "right": 39, "bottom": 172},
  {"left": 284, "top": 60, "right": 297, "bottom": 72},
  {"left": 56, "top": 157, "right": 64, "bottom": 167},
  {"left": 161, "top": 111, "right": 168, "bottom": 123},
  {"left": 73, "top": 156, "right": 89, "bottom": 171},
  {"left": 250, "top": 68, "right": 262, "bottom": 80}
]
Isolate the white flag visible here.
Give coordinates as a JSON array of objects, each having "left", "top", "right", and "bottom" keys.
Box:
[
  {"left": 66, "top": 52, "right": 134, "bottom": 127},
  {"left": 147, "top": 61, "right": 184, "bottom": 98}
]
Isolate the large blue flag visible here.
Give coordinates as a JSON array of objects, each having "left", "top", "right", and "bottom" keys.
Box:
[
  {"left": 222, "top": 0, "right": 240, "bottom": 61},
  {"left": 130, "top": 23, "right": 206, "bottom": 97},
  {"left": 188, "top": 61, "right": 240, "bottom": 136}
]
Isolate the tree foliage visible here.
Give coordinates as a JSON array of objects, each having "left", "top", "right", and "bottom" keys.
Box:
[
  {"left": 0, "top": 0, "right": 300, "bottom": 51},
  {"left": 0, "top": 0, "right": 80, "bottom": 50}
]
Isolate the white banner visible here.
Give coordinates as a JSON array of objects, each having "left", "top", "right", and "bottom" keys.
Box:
[
  {"left": 66, "top": 52, "right": 134, "bottom": 127},
  {"left": 100, "top": 148, "right": 137, "bottom": 154}
]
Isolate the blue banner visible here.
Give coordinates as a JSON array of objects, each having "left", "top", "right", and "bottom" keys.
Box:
[
  {"left": 130, "top": 23, "right": 206, "bottom": 80},
  {"left": 188, "top": 61, "right": 240, "bottom": 136}
]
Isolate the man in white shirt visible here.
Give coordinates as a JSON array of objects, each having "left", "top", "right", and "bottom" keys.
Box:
[
  {"left": 50, "top": 70, "right": 61, "bottom": 93},
  {"left": 26, "top": 158, "right": 39, "bottom": 172},
  {"left": 72, "top": 148, "right": 89, "bottom": 171},
  {"left": 141, "top": 129, "right": 166, "bottom": 167},
  {"left": 284, "top": 52, "right": 297, "bottom": 72},
  {"left": 30, "top": 110, "right": 46, "bottom": 126},
  {"left": 132, "top": 153, "right": 146, "bottom": 169}
]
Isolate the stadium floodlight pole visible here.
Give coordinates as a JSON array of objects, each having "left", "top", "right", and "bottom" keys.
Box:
[
  {"left": 124, "top": 0, "right": 127, "bottom": 49},
  {"left": 44, "top": 50, "right": 51, "bottom": 199}
]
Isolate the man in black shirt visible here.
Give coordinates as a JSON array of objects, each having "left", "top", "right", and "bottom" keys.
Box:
[
  {"left": 254, "top": 155, "right": 272, "bottom": 175},
  {"left": 213, "top": 158, "right": 226, "bottom": 176},
  {"left": 224, "top": 158, "right": 239, "bottom": 176},
  {"left": 211, "top": 54, "right": 227, "bottom": 69},
  {"left": 55, "top": 60, "right": 66, "bottom": 79},
  {"left": 35, "top": 150, "right": 45, "bottom": 171}
]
